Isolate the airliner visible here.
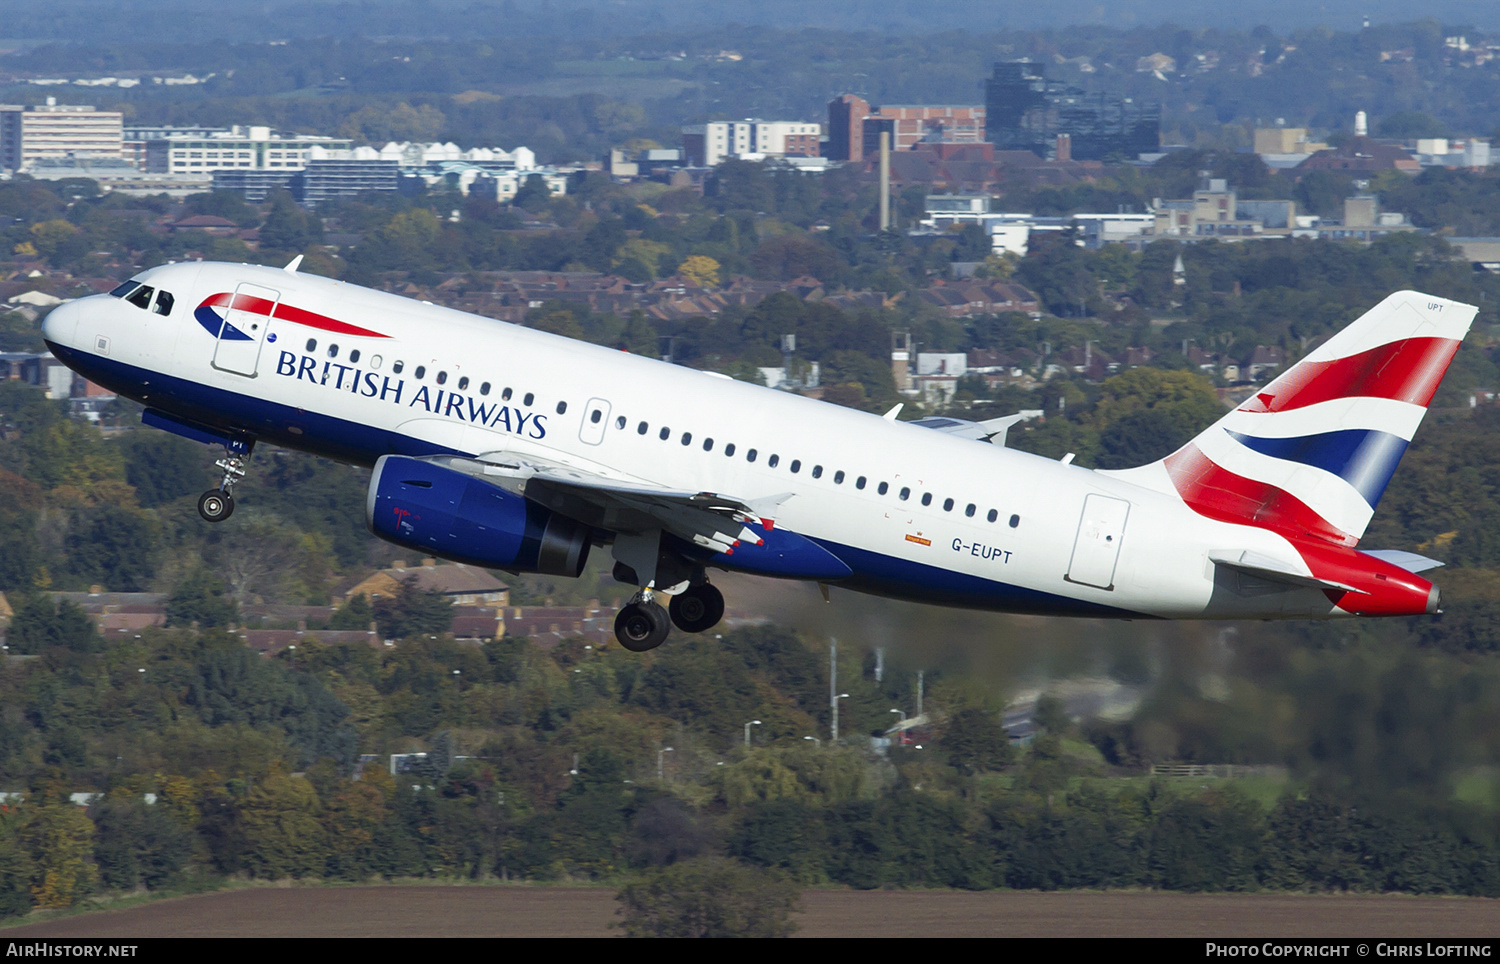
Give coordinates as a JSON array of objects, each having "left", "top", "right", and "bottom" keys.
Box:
[{"left": 40, "top": 259, "right": 1473, "bottom": 650}]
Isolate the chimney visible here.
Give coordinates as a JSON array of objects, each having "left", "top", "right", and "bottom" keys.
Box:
[
  {"left": 1055, "top": 133, "right": 1072, "bottom": 162},
  {"left": 878, "top": 131, "right": 891, "bottom": 232}
]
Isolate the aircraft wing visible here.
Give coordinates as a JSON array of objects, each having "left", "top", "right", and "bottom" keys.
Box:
[{"left": 422, "top": 454, "right": 786, "bottom": 555}]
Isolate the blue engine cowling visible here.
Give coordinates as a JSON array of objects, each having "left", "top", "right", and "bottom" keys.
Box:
[{"left": 366, "top": 455, "right": 591, "bottom": 576}]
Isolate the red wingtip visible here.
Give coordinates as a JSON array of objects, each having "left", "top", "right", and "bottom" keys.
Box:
[
  {"left": 755, "top": 538, "right": 764, "bottom": 546},
  {"left": 724, "top": 547, "right": 734, "bottom": 556},
  {"left": 763, "top": 519, "right": 775, "bottom": 531}
]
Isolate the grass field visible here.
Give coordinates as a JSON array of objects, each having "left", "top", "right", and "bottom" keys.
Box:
[{"left": 4, "top": 886, "right": 1498, "bottom": 938}]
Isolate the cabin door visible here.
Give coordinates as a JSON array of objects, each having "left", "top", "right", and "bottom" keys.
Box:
[
  {"left": 1066, "top": 494, "right": 1130, "bottom": 591},
  {"left": 211, "top": 283, "right": 280, "bottom": 377}
]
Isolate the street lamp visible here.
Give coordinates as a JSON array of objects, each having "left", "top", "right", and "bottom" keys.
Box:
[
  {"left": 832, "top": 693, "right": 850, "bottom": 743},
  {"left": 658, "top": 746, "right": 674, "bottom": 781},
  {"left": 744, "top": 719, "right": 762, "bottom": 747}
]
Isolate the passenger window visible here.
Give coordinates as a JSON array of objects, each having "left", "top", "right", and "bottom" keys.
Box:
[
  {"left": 393, "top": 360, "right": 404, "bottom": 374},
  {"left": 1009, "top": 514, "right": 1020, "bottom": 528},
  {"left": 151, "top": 291, "right": 174, "bottom": 316},
  {"left": 659, "top": 427, "right": 670, "bottom": 440},
  {"left": 523, "top": 392, "right": 534, "bottom": 406},
  {"left": 944, "top": 498, "right": 954, "bottom": 512},
  {"left": 126, "top": 285, "right": 154, "bottom": 310},
  {"left": 414, "top": 366, "right": 426, "bottom": 379},
  {"left": 791, "top": 460, "right": 802, "bottom": 474},
  {"left": 307, "top": 338, "right": 318, "bottom": 352},
  {"left": 811, "top": 465, "right": 822, "bottom": 479},
  {"left": 703, "top": 438, "right": 714, "bottom": 452},
  {"left": 616, "top": 416, "right": 626, "bottom": 429},
  {"left": 590, "top": 410, "right": 602, "bottom": 424},
  {"left": 637, "top": 422, "right": 648, "bottom": 435},
  {"left": 436, "top": 371, "right": 447, "bottom": 384},
  {"left": 329, "top": 344, "right": 340, "bottom": 358},
  {"left": 899, "top": 487, "right": 910, "bottom": 501},
  {"left": 681, "top": 432, "right": 692, "bottom": 446},
  {"left": 768, "top": 454, "right": 780, "bottom": 468},
  {"left": 856, "top": 476, "right": 866, "bottom": 489},
  {"left": 556, "top": 401, "right": 567, "bottom": 414},
  {"left": 878, "top": 482, "right": 889, "bottom": 495},
  {"left": 921, "top": 493, "right": 932, "bottom": 506},
  {"left": 965, "top": 504, "right": 975, "bottom": 517},
  {"left": 834, "top": 470, "right": 844, "bottom": 484},
  {"left": 350, "top": 349, "right": 361, "bottom": 364},
  {"left": 479, "top": 381, "right": 489, "bottom": 394},
  {"left": 502, "top": 387, "right": 512, "bottom": 400},
  {"left": 371, "top": 355, "right": 383, "bottom": 369},
  {"left": 987, "top": 509, "right": 998, "bottom": 523},
  {"left": 747, "top": 449, "right": 757, "bottom": 463},
  {"left": 725, "top": 443, "right": 736, "bottom": 457},
  {"left": 109, "top": 281, "right": 138, "bottom": 298},
  {"left": 457, "top": 376, "right": 468, "bottom": 390}
]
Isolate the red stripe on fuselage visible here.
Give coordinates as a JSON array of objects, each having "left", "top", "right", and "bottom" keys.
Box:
[
  {"left": 199, "top": 292, "right": 389, "bottom": 339},
  {"left": 1164, "top": 443, "right": 1357, "bottom": 547},
  {"left": 1238, "top": 337, "right": 1459, "bottom": 414}
]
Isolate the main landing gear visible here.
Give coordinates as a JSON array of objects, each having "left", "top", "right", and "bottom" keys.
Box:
[
  {"left": 197, "top": 447, "right": 250, "bottom": 523},
  {"left": 613, "top": 583, "right": 726, "bottom": 652},
  {"left": 609, "top": 529, "right": 728, "bottom": 651}
]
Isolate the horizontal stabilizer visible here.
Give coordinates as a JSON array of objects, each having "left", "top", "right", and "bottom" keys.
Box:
[
  {"left": 1209, "top": 549, "right": 1368, "bottom": 594},
  {"left": 1362, "top": 549, "right": 1445, "bottom": 573}
]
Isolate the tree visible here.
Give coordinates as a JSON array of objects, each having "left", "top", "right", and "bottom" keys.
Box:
[
  {"left": 512, "top": 174, "right": 552, "bottom": 212},
  {"left": 615, "top": 856, "right": 800, "bottom": 938},
  {"left": 166, "top": 571, "right": 239, "bottom": 629},
  {"left": 90, "top": 796, "right": 193, "bottom": 892},
  {"left": 942, "top": 709, "right": 1014, "bottom": 775},
  {"left": 22, "top": 803, "right": 97, "bottom": 909},
  {"left": 6, "top": 595, "right": 98, "bottom": 654},
  {"left": 373, "top": 577, "right": 454, "bottom": 639},
  {"left": 677, "top": 255, "right": 721, "bottom": 287},
  {"left": 258, "top": 191, "right": 323, "bottom": 253}
]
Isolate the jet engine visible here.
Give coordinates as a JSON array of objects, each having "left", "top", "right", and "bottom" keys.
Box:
[{"left": 366, "top": 455, "right": 591, "bottom": 577}]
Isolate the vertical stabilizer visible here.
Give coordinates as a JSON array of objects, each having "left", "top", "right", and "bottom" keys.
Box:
[{"left": 1113, "top": 291, "right": 1476, "bottom": 546}]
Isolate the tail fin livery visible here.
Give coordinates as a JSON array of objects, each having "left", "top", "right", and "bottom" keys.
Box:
[{"left": 1130, "top": 291, "right": 1476, "bottom": 546}]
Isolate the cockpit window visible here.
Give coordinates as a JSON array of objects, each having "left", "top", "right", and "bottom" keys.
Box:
[
  {"left": 151, "top": 290, "right": 174, "bottom": 316},
  {"left": 109, "top": 281, "right": 139, "bottom": 298},
  {"left": 126, "top": 285, "right": 155, "bottom": 310}
]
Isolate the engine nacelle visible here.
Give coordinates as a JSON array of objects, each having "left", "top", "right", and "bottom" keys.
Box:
[{"left": 366, "top": 455, "right": 591, "bottom": 577}]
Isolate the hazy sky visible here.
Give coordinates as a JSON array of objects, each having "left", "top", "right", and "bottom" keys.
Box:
[{"left": 0, "top": 0, "right": 1494, "bottom": 44}]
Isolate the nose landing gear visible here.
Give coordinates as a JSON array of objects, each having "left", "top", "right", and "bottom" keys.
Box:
[{"left": 197, "top": 447, "right": 250, "bottom": 523}]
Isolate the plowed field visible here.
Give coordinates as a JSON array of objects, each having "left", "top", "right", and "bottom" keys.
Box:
[{"left": 4, "top": 887, "right": 1497, "bottom": 938}]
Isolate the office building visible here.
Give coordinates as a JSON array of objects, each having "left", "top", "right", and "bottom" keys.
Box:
[
  {"left": 984, "top": 62, "right": 1159, "bottom": 161},
  {"left": 682, "top": 120, "right": 821, "bottom": 166},
  {"left": 137, "top": 125, "right": 351, "bottom": 175},
  {"left": 0, "top": 98, "right": 124, "bottom": 171}
]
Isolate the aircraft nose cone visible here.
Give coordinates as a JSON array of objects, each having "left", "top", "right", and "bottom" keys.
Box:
[{"left": 41, "top": 298, "right": 82, "bottom": 348}]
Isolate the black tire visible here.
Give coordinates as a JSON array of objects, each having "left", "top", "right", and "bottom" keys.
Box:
[
  {"left": 197, "top": 489, "right": 234, "bottom": 523},
  {"left": 615, "top": 601, "right": 670, "bottom": 652},
  {"left": 669, "top": 584, "right": 725, "bottom": 634}
]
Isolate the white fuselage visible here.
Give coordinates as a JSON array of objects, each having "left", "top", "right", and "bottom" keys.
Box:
[{"left": 42, "top": 261, "right": 1343, "bottom": 620}]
